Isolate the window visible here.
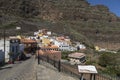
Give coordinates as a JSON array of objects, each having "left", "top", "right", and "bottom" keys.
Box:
[
  {"left": 80, "top": 56, "right": 86, "bottom": 63},
  {"left": 12, "top": 46, "right": 14, "bottom": 52}
]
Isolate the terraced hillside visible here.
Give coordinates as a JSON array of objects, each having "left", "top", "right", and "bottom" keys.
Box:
[{"left": 0, "top": 0, "right": 120, "bottom": 50}]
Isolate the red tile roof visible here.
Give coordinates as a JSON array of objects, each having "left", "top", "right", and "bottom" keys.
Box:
[
  {"left": 68, "top": 52, "right": 85, "bottom": 59},
  {"left": 41, "top": 45, "right": 59, "bottom": 49},
  {"left": 21, "top": 39, "right": 37, "bottom": 44},
  {"left": 57, "top": 37, "right": 65, "bottom": 41},
  {"left": 38, "top": 50, "right": 61, "bottom": 61}
]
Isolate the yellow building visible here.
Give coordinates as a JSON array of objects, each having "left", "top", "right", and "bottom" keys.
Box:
[
  {"left": 42, "top": 38, "right": 51, "bottom": 46},
  {"left": 37, "top": 33, "right": 43, "bottom": 37},
  {"left": 95, "top": 46, "right": 100, "bottom": 51}
]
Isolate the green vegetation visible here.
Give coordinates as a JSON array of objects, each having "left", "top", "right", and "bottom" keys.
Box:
[
  {"left": 85, "top": 59, "right": 97, "bottom": 65},
  {"left": 61, "top": 51, "right": 71, "bottom": 60},
  {"left": 61, "top": 51, "right": 77, "bottom": 60},
  {"left": 98, "top": 52, "right": 120, "bottom": 76},
  {"left": 0, "top": 21, "right": 17, "bottom": 29},
  {"left": 85, "top": 51, "right": 120, "bottom": 77},
  {"left": 8, "top": 52, "right": 14, "bottom": 56}
]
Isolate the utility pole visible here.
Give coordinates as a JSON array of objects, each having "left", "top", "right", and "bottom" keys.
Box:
[{"left": 3, "top": 28, "right": 6, "bottom": 63}]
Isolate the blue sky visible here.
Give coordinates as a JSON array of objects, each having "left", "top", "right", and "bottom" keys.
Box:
[{"left": 87, "top": 0, "right": 120, "bottom": 17}]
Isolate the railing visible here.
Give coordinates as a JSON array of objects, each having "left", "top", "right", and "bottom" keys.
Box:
[
  {"left": 38, "top": 55, "right": 120, "bottom": 80},
  {"left": 38, "top": 55, "right": 61, "bottom": 72}
]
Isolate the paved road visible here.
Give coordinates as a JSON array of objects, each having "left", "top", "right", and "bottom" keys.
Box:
[
  {"left": 0, "top": 57, "right": 36, "bottom": 80},
  {"left": 0, "top": 56, "right": 79, "bottom": 80},
  {"left": 36, "top": 61, "right": 78, "bottom": 80}
]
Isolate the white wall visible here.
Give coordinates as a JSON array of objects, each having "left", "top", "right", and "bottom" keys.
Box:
[
  {"left": 19, "top": 44, "right": 24, "bottom": 52},
  {"left": 0, "top": 39, "right": 9, "bottom": 61},
  {"left": 51, "top": 39, "right": 73, "bottom": 51}
]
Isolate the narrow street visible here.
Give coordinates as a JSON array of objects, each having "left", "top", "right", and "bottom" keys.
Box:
[{"left": 0, "top": 57, "right": 36, "bottom": 80}]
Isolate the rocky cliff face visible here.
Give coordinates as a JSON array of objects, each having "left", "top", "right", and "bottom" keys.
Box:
[
  {"left": 0, "top": 0, "right": 118, "bottom": 22},
  {"left": 0, "top": 0, "right": 120, "bottom": 50},
  {"left": 36, "top": 0, "right": 118, "bottom": 22}
]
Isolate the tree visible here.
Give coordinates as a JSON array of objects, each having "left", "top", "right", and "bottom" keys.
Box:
[
  {"left": 99, "top": 52, "right": 119, "bottom": 67},
  {"left": 99, "top": 52, "right": 110, "bottom": 67}
]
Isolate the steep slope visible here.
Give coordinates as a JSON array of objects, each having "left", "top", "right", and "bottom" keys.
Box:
[{"left": 0, "top": 0, "right": 120, "bottom": 50}]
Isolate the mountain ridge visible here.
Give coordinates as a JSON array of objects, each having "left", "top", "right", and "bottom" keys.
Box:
[{"left": 0, "top": 0, "right": 120, "bottom": 50}]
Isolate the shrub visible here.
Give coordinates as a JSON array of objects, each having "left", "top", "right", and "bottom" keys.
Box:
[
  {"left": 98, "top": 52, "right": 117, "bottom": 67},
  {"left": 98, "top": 52, "right": 120, "bottom": 76}
]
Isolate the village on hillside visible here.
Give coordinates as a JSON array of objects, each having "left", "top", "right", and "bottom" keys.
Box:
[
  {"left": 0, "top": 29, "right": 87, "bottom": 64},
  {"left": 0, "top": 0, "right": 120, "bottom": 80}
]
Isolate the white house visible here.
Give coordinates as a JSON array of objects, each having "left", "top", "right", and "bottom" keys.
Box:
[
  {"left": 34, "top": 31, "right": 39, "bottom": 36},
  {"left": 69, "top": 46, "right": 77, "bottom": 51},
  {"left": 50, "top": 38, "right": 74, "bottom": 51},
  {"left": 76, "top": 42, "right": 86, "bottom": 50},
  {"left": 58, "top": 41, "right": 70, "bottom": 51},
  {"left": 0, "top": 39, "right": 9, "bottom": 62},
  {"left": 47, "top": 31, "right": 51, "bottom": 36}
]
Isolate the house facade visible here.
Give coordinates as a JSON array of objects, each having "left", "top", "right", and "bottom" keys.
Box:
[
  {"left": 9, "top": 37, "right": 22, "bottom": 63},
  {"left": 9, "top": 38, "right": 20, "bottom": 57}
]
